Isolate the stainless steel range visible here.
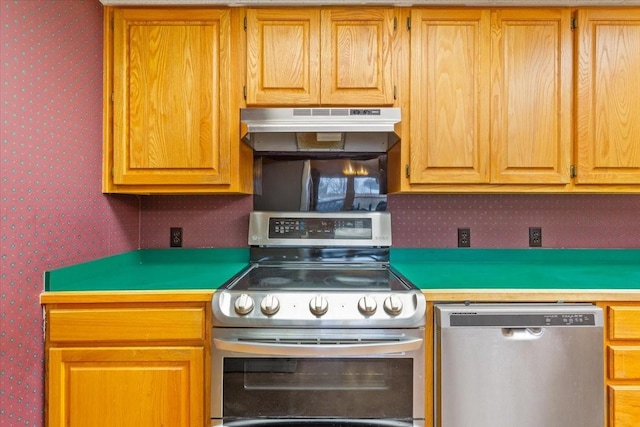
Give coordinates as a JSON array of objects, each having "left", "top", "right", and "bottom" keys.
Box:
[{"left": 211, "top": 211, "right": 426, "bottom": 427}]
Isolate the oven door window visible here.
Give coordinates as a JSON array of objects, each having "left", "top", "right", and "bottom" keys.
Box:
[{"left": 223, "top": 358, "right": 413, "bottom": 420}]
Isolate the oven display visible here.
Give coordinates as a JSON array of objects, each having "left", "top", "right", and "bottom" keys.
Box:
[{"left": 269, "top": 217, "right": 372, "bottom": 240}]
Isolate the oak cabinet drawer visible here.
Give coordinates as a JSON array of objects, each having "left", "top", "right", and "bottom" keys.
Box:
[
  {"left": 48, "top": 307, "right": 205, "bottom": 343},
  {"left": 609, "top": 346, "right": 640, "bottom": 380},
  {"left": 609, "top": 385, "right": 640, "bottom": 427},
  {"left": 609, "top": 306, "right": 640, "bottom": 340}
]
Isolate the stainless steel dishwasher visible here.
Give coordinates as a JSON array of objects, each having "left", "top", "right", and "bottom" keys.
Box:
[{"left": 434, "top": 303, "right": 604, "bottom": 427}]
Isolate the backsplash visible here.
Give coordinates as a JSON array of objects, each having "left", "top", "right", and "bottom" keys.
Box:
[
  {"left": 2, "top": 1, "right": 640, "bottom": 426},
  {"left": 139, "top": 193, "right": 640, "bottom": 249},
  {"left": 389, "top": 193, "right": 640, "bottom": 248}
]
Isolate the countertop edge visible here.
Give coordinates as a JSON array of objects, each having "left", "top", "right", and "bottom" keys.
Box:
[
  {"left": 423, "top": 289, "right": 640, "bottom": 302},
  {"left": 40, "top": 290, "right": 215, "bottom": 304}
]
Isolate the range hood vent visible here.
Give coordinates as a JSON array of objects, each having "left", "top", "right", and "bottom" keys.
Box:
[{"left": 241, "top": 107, "right": 401, "bottom": 153}]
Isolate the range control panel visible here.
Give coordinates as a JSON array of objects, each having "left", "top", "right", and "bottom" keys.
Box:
[
  {"left": 248, "top": 211, "right": 392, "bottom": 247},
  {"left": 269, "top": 218, "right": 372, "bottom": 240}
]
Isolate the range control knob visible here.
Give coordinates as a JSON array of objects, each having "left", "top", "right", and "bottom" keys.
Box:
[
  {"left": 234, "top": 293, "right": 255, "bottom": 315},
  {"left": 383, "top": 295, "right": 403, "bottom": 316},
  {"left": 260, "top": 294, "right": 280, "bottom": 316},
  {"left": 358, "top": 296, "right": 378, "bottom": 316},
  {"left": 309, "top": 295, "right": 329, "bottom": 316}
]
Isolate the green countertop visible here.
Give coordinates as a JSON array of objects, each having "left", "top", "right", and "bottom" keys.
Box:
[
  {"left": 44, "top": 248, "right": 249, "bottom": 292},
  {"left": 391, "top": 248, "right": 640, "bottom": 290},
  {"left": 44, "top": 248, "right": 640, "bottom": 292}
]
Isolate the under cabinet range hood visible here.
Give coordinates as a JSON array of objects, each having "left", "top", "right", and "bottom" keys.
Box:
[{"left": 241, "top": 107, "right": 401, "bottom": 153}]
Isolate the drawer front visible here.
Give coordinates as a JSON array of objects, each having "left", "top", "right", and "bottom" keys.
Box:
[
  {"left": 609, "top": 306, "right": 640, "bottom": 340},
  {"left": 609, "top": 386, "right": 640, "bottom": 427},
  {"left": 48, "top": 307, "right": 205, "bottom": 343},
  {"left": 609, "top": 346, "right": 640, "bottom": 380}
]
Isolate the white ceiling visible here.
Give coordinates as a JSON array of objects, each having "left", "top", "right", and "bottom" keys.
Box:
[{"left": 99, "top": 0, "right": 640, "bottom": 6}]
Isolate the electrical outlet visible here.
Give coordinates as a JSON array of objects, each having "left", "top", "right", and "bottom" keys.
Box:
[
  {"left": 170, "top": 227, "right": 183, "bottom": 247},
  {"left": 458, "top": 228, "right": 471, "bottom": 248},
  {"left": 529, "top": 227, "right": 542, "bottom": 247}
]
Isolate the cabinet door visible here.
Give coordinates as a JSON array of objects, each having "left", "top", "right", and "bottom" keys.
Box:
[
  {"left": 609, "top": 346, "right": 640, "bottom": 380},
  {"left": 112, "top": 9, "right": 231, "bottom": 186},
  {"left": 246, "top": 8, "right": 321, "bottom": 105},
  {"left": 575, "top": 9, "right": 640, "bottom": 184},
  {"left": 409, "top": 9, "right": 491, "bottom": 184},
  {"left": 47, "top": 346, "right": 204, "bottom": 427},
  {"left": 609, "top": 386, "right": 640, "bottom": 427},
  {"left": 320, "top": 8, "right": 395, "bottom": 105},
  {"left": 490, "top": 9, "right": 572, "bottom": 184}
]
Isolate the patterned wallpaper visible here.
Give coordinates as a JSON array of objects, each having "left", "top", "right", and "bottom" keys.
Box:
[
  {"left": 142, "top": 193, "right": 640, "bottom": 249},
  {"left": 0, "top": 1, "right": 139, "bottom": 425},
  {"left": 389, "top": 193, "right": 640, "bottom": 248},
  {"left": 2, "top": 1, "right": 640, "bottom": 426}
]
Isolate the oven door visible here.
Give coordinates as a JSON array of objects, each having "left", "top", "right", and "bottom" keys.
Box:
[{"left": 211, "top": 328, "right": 425, "bottom": 427}]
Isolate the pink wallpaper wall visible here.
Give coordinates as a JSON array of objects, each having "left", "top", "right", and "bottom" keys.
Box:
[
  {"left": 140, "top": 193, "right": 640, "bottom": 249},
  {"left": 2, "top": 1, "right": 640, "bottom": 426},
  {"left": 389, "top": 194, "right": 640, "bottom": 248},
  {"left": 0, "top": 1, "right": 139, "bottom": 425}
]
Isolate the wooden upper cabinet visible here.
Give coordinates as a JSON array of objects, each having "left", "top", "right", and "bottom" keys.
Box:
[
  {"left": 575, "top": 9, "right": 640, "bottom": 185},
  {"left": 108, "top": 8, "right": 251, "bottom": 192},
  {"left": 246, "top": 9, "right": 321, "bottom": 105},
  {"left": 409, "top": 8, "right": 571, "bottom": 186},
  {"left": 320, "top": 8, "right": 395, "bottom": 105},
  {"left": 409, "top": 9, "right": 491, "bottom": 184},
  {"left": 246, "top": 7, "right": 395, "bottom": 106},
  {"left": 490, "top": 9, "right": 572, "bottom": 185}
]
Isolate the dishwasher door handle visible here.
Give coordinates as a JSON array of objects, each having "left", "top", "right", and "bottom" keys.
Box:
[{"left": 502, "top": 327, "right": 544, "bottom": 340}]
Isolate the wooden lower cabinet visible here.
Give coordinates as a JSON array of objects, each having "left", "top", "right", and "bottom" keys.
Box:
[
  {"left": 609, "top": 386, "right": 640, "bottom": 427},
  {"left": 600, "top": 303, "right": 640, "bottom": 427},
  {"left": 41, "top": 294, "right": 211, "bottom": 427},
  {"left": 48, "top": 346, "right": 203, "bottom": 427}
]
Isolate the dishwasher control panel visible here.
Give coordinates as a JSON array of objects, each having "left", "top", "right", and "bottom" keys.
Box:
[
  {"left": 437, "top": 303, "right": 604, "bottom": 328},
  {"left": 449, "top": 312, "right": 598, "bottom": 327}
]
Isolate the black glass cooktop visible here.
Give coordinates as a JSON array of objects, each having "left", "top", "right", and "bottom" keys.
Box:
[{"left": 226, "top": 264, "right": 413, "bottom": 292}]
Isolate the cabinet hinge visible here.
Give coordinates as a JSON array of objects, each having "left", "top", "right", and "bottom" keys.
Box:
[
  {"left": 244, "top": 16, "right": 247, "bottom": 32},
  {"left": 393, "top": 85, "right": 397, "bottom": 100},
  {"left": 406, "top": 17, "right": 411, "bottom": 31},
  {"left": 405, "top": 164, "right": 410, "bottom": 178},
  {"left": 570, "top": 165, "right": 577, "bottom": 178},
  {"left": 243, "top": 85, "right": 247, "bottom": 99},
  {"left": 393, "top": 16, "right": 397, "bottom": 31},
  {"left": 571, "top": 15, "right": 578, "bottom": 31},
  {"left": 111, "top": 92, "right": 114, "bottom": 103},
  {"left": 111, "top": 17, "right": 114, "bottom": 30}
]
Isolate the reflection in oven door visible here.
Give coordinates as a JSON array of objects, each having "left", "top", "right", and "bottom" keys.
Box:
[
  {"left": 224, "top": 358, "right": 412, "bottom": 418},
  {"left": 211, "top": 328, "right": 425, "bottom": 427}
]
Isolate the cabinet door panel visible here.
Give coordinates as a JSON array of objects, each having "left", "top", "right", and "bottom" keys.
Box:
[
  {"left": 490, "top": 9, "right": 571, "bottom": 184},
  {"left": 609, "top": 385, "right": 640, "bottom": 427},
  {"left": 113, "top": 9, "right": 231, "bottom": 185},
  {"left": 409, "top": 9, "right": 490, "bottom": 184},
  {"left": 609, "top": 346, "right": 640, "bottom": 380},
  {"left": 321, "top": 8, "right": 394, "bottom": 105},
  {"left": 246, "top": 9, "right": 321, "bottom": 105},
  {"left": 48, "top": 346, "right": 204, "bottom": 427},
  {"left": 609, "top": 306, "right": 640, "bottom": 340},
  {"left": 576, "top": 10, "right": 640, "bottom": 184}
]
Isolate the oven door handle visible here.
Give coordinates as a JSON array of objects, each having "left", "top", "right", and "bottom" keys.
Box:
[{"left": 213, "top": 338, "right": 423, "bottom": 356}]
